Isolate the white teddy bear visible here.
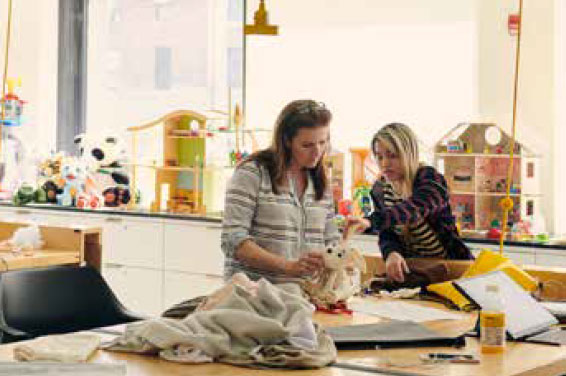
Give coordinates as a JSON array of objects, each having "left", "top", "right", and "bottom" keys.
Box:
[{"left": 302, "top": 239, "right": 367, "bottom": 306}]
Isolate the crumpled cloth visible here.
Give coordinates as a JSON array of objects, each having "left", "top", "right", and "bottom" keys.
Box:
[
  {"left": 14, "top": 333, "right": 101, "bottom": 362},
  {"left": 103, "top": 277, "right": 336, "bottom": 368}
]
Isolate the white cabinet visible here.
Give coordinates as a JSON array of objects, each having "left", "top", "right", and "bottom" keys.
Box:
[
  {"left": 99, "top": 216, "right": 164, "bottom": 268},
  {"left": 163, "top": 271, "right": 224, "bottom": 310},
  {"left": 0, "top": 207, "right": 47, "bottom": 223},
  {"left": 467, "top": 243, "right": 536, "bottom": 266},
  {"left": 101, "top": 263, "right": 129, "bottom": 308},
  {"left": 163, "top": 220, "right": 223, "bottom": 276},
  {"left": 536, "top": 252, "right": 566, "bottom": 267},
  {"left": 505, "top": 252, "right": 536, "bottom": 266},
  {"left": 103, "top": 263, "right": 163, "bottom": 316}
]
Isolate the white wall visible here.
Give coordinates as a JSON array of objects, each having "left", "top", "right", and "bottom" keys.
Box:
[
  {"left": 555, "top": 0, "right": 566, "bottom": 235},
  {"left": 477, "top": 0, "right": 557, "bottom": 233},
  {"left": 246, "top": 0, "right": 562, "bottom": 235},
  {"left": 87, "top": 0, "right": 241, "bottom": 135},
  {"left": 245, "top": 0, "right": 478, "bottom": 197},
  {"left": 0, "top": 0, "right": 58, "bottom": 156}
]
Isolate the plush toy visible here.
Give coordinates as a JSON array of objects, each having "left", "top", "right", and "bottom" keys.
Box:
[
  {"left": 38, "top": 153, "right": 64, "bottom": 181},
  {"left": 0, "top": 224, "right": 44, "bottom": 255},
  {"left": 56, "top": 159, "right": 87, "bottom": 206},
  {"left": 42, "top": 180, "right": 62, "bottom": 204},
  {"left": 74, "top": 133, "right": 131, "bottom": 208},
  {"left": 12, "top": 184, "right": 36, "bottom": 206},
  {"left": 302, "top": 239, "right": 367, "bottom": 306},
  {"left": 12, "top": 183, "right": 48, "bottom": 206},
  {"left": 36, "top": 153, "right": 66, "bottom": 203}
]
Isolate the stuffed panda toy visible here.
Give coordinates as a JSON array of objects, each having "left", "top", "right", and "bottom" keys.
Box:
[{"left": 74, "top": 133, "right": 131, "bottom": 208}]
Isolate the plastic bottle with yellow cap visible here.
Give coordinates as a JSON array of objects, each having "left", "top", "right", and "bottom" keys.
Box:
[{"left": 480, "top": 283, "right": 506, "bottom": 354}]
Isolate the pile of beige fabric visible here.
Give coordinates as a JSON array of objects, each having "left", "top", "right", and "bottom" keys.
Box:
[{"left": 103, "top": 274, "right": 336, "bottom": 369}]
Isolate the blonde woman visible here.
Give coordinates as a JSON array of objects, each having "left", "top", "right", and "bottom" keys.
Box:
[{"left": 346, "top": 123, "right": 472, "bottom": 283}]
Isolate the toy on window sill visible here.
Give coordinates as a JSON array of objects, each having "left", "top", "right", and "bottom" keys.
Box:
[
  {"left": 12, "top": 184, "right": 47, "bottom": 206},
  {"left": 56, "top": 159, "right": 87, "bottom": 207},
  {"left": 486, "top": 219, "right": 502, "bottom": 239},
  {"left": 511, "top": 219, "right": 532, "bottom": 241},
  {"left": 0, "top": 79, "right": 30, "bottom": 197},
  {"left": 102, "top": 187, "right": 131, "bottom": 208},
  {"left": 74, "top": 133, "right": 131, "bottom": 208},
  {"left": 42, "top": 180, "right": 63, "bottom": 204}
]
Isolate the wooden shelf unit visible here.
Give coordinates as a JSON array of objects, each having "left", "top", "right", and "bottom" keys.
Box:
[{"left": 0, "top": 221, "right": 102, "bottom": 272}]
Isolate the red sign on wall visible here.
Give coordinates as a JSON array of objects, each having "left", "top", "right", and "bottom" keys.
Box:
[{"left": 508, "top": 14, "right": 520, "bottom": 36}]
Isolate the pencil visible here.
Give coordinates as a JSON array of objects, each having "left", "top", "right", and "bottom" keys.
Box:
[{"left": 332, "top": 362, "right": 428, "bottom": 376}]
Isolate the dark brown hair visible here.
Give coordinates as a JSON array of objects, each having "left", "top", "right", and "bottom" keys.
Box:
[{"left": 247, "top": 99, "right": 331, "bottom": 200}]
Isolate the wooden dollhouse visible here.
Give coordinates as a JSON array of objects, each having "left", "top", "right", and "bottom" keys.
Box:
[
  {"left": 434, "top": 123, "right": 541, "bottom": 236},
  {"left": 127, "top": 109, "right": 265, "bottom": 214},
  {"left": 127, "top": 110, "right": 209, "bottom": 214}
]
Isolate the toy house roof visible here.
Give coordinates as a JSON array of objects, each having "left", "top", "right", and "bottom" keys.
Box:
[
  {"left": 127, "top": 110, "right": 208, "bottom": 133},
  {"left": 435, "top": 122, "right": 538, "bottom": 157}
]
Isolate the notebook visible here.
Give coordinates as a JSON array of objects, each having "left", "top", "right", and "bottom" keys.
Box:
[
  {"left": 325, "top": 320, "right": 466, "bottom": 350},
  {"left": 453, "top": 270, "right": 566, "bottom": 345}
]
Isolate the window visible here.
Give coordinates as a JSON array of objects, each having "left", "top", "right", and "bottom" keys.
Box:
[{"left": 86, "top": 0, "right": 243, "bottom": 135}]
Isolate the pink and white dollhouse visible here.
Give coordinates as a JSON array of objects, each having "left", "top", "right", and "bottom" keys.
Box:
[{"left": 434, "top": 123, "right": 541, "bottom": 238}]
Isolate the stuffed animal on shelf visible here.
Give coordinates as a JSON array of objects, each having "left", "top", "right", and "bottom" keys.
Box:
[
  {"left": 56, "top": 158, "right": 87, "bottom": 207},
  {"left": 42, "top": 180, "right": 63, "bottom": 204},
  {"left": 0, "top": 224, "right": 44, "bottom": 255},
  {"left": 36, "top": 152, "right": 66, "bottom": 203},
  {"left": 302, "top": 239, "right": 367, "bottom": 307},
  {"left": 74, "top": 133, "right": 131, "bottom": 208},
  {"left": 12, "top": 183, "right": 48, "bottom": 206}
]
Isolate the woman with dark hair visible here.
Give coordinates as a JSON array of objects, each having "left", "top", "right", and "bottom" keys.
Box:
[{"left": 221, "top": 99, "right": 340, "bottom": 282}]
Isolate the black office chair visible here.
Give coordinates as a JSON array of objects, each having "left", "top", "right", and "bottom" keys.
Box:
[{"left": 0, "top": 265, "right": 145, "bottom": 343}]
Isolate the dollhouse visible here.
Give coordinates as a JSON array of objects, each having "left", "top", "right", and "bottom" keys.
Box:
[
  {"left": 434, "top": 123, "right": 541, "bottom": 237},
  {"left": 127, "top": 110, "right": 210, "bottom": 214},
  {"left": 127, "top": 109, "right": 265, "bottom": 214}
]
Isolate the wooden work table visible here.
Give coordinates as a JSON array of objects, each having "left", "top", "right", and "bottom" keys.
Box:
[{"left": 0, "top": 296, "right": 564, "bottom": 376}]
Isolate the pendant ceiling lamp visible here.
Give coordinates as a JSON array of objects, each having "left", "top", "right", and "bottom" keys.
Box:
[{"left": 245, "top": 0, "right": 278, "bottom": 36}]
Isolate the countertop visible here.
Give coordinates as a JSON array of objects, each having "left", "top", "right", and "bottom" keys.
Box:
[{"left": 2, "top": 201, "right": 565, "bottom": 249}]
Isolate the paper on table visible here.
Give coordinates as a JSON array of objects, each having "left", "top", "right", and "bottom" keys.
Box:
[
  {"left": 0, "top": 362, "right": 126, "bottom": 376},
  {"left": 14, "top": 333, "right": 101, "bottom": 363},
  {"left": 350, "top": 301, "right": 464, "bottom": 322}
]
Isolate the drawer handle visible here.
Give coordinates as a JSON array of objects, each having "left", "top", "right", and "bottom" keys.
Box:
[
  {"left": 15, "top": 210, "right": 32, "bottom": 215},
  {"left": 206, "top": 225, "right": 221, "bottom": 230},
  {"left": 105, "top": 217, "right": 123, "bottom": 223},
  {"left": 104, "top": 263, "right": 125, "bottom": 269}
]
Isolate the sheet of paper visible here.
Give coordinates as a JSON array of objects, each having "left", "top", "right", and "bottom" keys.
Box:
[
  {"left": 0, "top": 362, "right": 126, "bottom": 376},
  {"left": 349, "top": 301, "right": 464, "bottom": 322}
]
